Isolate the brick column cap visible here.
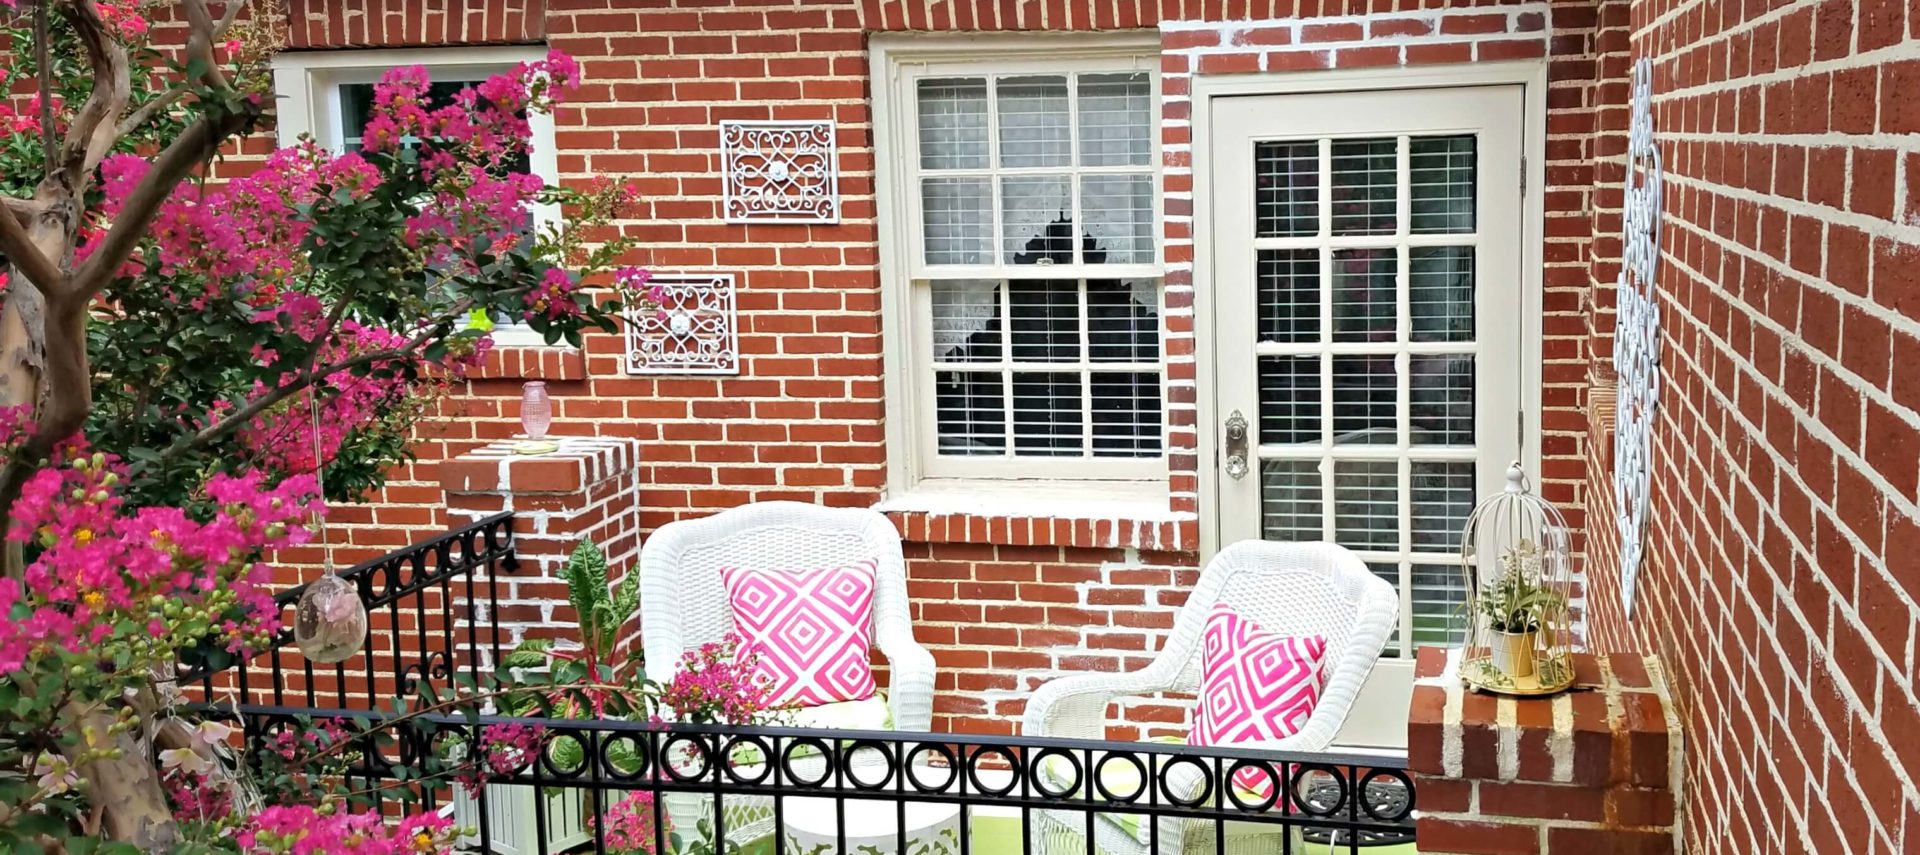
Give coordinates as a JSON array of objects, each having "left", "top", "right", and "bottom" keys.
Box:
[{"left": 440, "top": 436, "right": 639, "bottom": 495}]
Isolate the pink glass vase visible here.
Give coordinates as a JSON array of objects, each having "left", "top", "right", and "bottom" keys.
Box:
[{"left": 520, "top": 381, "right": 552, "bottom": 439}]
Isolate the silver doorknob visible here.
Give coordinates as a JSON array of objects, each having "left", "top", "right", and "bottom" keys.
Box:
[{"left": 1224, "top": 410, "right": 1249, "bottom": 480}]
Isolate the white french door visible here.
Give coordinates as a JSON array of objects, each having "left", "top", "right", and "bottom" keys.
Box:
[{"left": 1207, "top": 86, "right": 1528, "bottom": 748}]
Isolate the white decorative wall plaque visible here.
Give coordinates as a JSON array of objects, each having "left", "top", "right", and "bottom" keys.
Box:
[
  {"left": 624, "top": 273, "right": 739, "bottom": 375},
  {"left": 1614, "top": 57, "right": 1664, "bottom": 618},
  {"left": 720, "top": 120, "right": 840, "bottom": 224}
]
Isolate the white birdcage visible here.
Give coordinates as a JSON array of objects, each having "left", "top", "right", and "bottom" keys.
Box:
[{"left": 1457, "top": 462, "right": 1576, "bottom": 696}]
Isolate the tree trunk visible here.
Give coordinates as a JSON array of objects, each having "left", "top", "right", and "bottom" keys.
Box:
[{"left": 63, "top": 712, "right": 178, "bottom": 849}]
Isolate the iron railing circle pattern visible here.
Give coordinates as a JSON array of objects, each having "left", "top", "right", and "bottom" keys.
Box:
[
  {"left": 183, "top": 512, "right": 1418, "bottom": 851},
  {"left": 1092, "top": 751, "right": 1148, "bottom": 803},
  {"left": 1222, "top": 761, "right": 1282, "bottom": 812}
]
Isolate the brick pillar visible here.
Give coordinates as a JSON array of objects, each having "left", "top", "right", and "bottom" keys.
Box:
[
  {"left": 439, "top": 436, "right": 643, "bottom": 655},
  {"left": 1406, "top": 648, "right": 1684, "bottom": 854}
]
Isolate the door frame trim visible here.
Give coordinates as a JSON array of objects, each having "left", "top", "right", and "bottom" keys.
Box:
[{"left": 1192, "top": 61, "right": 1551, "bottom": 558}]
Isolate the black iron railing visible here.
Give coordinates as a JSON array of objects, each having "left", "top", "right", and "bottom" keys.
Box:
[{"left": 200, "top": 513, "right": 1418, "bottom": 854}]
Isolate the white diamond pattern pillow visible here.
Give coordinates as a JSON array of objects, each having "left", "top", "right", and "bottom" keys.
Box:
[
  {"left": 722, "top": 560, "right": 878, "bottom": 708},
  {"left": 1188, "top": 603, "right": 1328, "bottom": 798}
]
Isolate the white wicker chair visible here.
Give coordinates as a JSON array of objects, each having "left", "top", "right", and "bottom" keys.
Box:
[
  {"left": 639, "top": 500, "right": 937, "bottom": 730},
  {"left": 1022, "top": 540, "right": 1399, "bottom": 855}
]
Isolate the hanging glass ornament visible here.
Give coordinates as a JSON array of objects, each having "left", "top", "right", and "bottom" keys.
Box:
[{"left": 292, "top": 385, "right": 367, "bottom": 664}]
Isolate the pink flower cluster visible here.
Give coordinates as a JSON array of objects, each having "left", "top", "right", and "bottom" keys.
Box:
[
  {"left": 656, "top": 634, "right": 780, "bottom": 726},
  {"left": 457, "top": 721, "right": 547, "bottom": 794},
  {"left": 96, "top": 0, "right": 150, "bottom": 38},
  {"left": 525, "top": 268, "right": 582, "bottom": 321},
  {"left": 235, "top": 804, "right": 456, "bottom": 855},
  {"left": 596, "top": 791, "right": 668, "bottom": 855},
  {"left": 163, "top": 767, "right": 235, "bottom": 825},
  {"left": 0, "top": 414, "right": 323, "bottom": 674},
  {"left": 268, "top": 718, "right": 351, "bottom": 761}
]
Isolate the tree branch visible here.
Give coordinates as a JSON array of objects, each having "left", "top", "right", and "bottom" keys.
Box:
[
  {"left": 157, "top": 303, "right": 472, "bottom": 462},
  {"left": 0, "top": 208, "right": 64, "bottom": 296},
  {"left": 115, "top": 0, "right": 242, "bottom": 138},
  {"left": 54, "top": 0, "right": 133, "bottom": 192}
]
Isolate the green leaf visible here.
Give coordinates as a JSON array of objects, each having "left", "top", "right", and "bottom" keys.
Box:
[{"left": 503, "top": 638, "right": 555, "bottom": 670}]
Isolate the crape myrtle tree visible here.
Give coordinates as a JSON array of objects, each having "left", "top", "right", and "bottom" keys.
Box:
[{"left": 0, "top": 0, "right": 658, "bottom": 848}]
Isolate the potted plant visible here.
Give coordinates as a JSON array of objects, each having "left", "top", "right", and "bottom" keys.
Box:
[{"left": 1475, "top": 541, "right": 1566, "bottom": 680}]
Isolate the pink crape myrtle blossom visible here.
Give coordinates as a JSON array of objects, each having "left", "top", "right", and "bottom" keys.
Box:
[
  {"left": 656, "top": 634, "right": 781, "bottom": 726},
  {"left": 234, "top": 803, "right": 458, "bottom": 855},
  {"left": 0, "top": 411, "right": 323, "bottom": 675},
  {"left": 597, "top": 791, "right": 668, "bottom": 855}
]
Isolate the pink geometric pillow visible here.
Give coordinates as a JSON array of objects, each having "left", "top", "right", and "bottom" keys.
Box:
[
  {"left": 721, "top": 561, "right": 878, "bottom": 708},
  {"left": 1187, "top": 604, "right": 1328, "bottom": 798}
]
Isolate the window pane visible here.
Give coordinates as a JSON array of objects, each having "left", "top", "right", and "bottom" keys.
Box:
[
  {"left": 1080, "top": 174, "right": 1154, "bottom": 265},
  {"left": 1259, "top": 250, "right": 1319, "bottom": 344},
  {"left": 936, "top": 371, "right": 1006, "bottom": 455},
  {"left": 1332, "top": 248, "right": 1395, "bottom": 343},
  {"left": 1411, "top": 247, "right": 1474, "bottom": 343},
  {"left": 922, "top": 177, "right": 993, "bottom": 265},
  {"left": 1090, "top": 372, "right": 1162, "bottom": 457},
  {"left": 1370, "top": 561, "right": 1403, "bottom": 651},
  {"left": 1259, "top": 356, "right": 1321, "bottom": 445},
  {"left": 931, "top": 280, "right": 1002, "bottom": 362},
  {"left": 1332, "top": 355, "right": 1397, "bottom": 446},
  {"left": 1262, "top": 459, "right": 1324, "bottom": 541},
  {"left": 1002, "top": 176, "right": 1073, "bottom": 265},
  {"left": 1410, "top": 563, "right": 1467, "bottom": 647},
  {"left": 1410, "top": 135, "right": 1475, "bottom": 234},
  {"left": 1334, "top": 460, "right": 1399, "bottom": 550},
  {"left": 1087, "top": 279, "right": 1159, "bottom": 363},
  {"left": 1410, "top": 355, "right": 1474, "bottom": 445},
  {"left": 1411, "top": 461, "right": 1475, "bottom": 551},
  {"left": 1011, "top": 372, "right": 1084, "bottom": 455},
  {"left": 918, "top": 78, "right": 990, "bottom": 170},
  {"left": 1077, "top": 72, "right": 1151, "bottom": 167},
  {"left": 1256, "top": 141, "right": 1318, "bottom": 238},
  {"left": 997, "top": 75, "right": 1071, "bottom": 168},
  {"left": 1330, "top": 138, "right": 1397, "bottom": 236},
  {"left": 1008, "top": 280, "right": 1080, "bottom": 363}
]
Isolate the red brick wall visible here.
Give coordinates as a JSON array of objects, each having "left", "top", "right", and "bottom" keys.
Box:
[
  {"left": 1579, "top": 0, "right": 1920, "bottom": 848},
  {"left": 258, "top": 0, "right": 1597, "bottom": 739}
]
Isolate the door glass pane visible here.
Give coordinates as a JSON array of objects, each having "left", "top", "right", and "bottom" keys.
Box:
[
  {"left": 1008, "top": 280, "right": 1080, "bottom": 362},
  {"left": 997, "top": 76, "right": 1071, "bottom": 168},
  {"left": 1333, "top": 460, "right": 1399, "bottom": 549},
  {"left": 1078, "top": 73, "right": 1152, "bottom": 167},
  {"left": 1331, "top": 248, "right": 1396, "bottom": 343},
  {"left": 1002, "top": 176, "right": 1073, "bottom": 265},
  {"left": 1410, "top": 563, "right": 1468, "bottom": 647},
  {"left": 1259, "top": 249, "right": 1319, "bottom": 343},
  {"left": 1369, "top": 562, "right": 1403, "bottom": 650},
  {"left": 922, "top": 177, "right": 993, "bottom": 265},
  {"left": 1080, "top": 174, "right": 1154, "bottom": 265},
  {"left": 936, "top": 371, "right": 1005, "bottom": 454},
  {"left": 1090, "top": 372, "right": 1162, "bottom": 456},
  {"left": 1256, "top": 141, "right": 1319, "bottom": 238},
  {"left": 1410, "top": 355, "right": 1474, "bottom": 445},
  {"left": 1410, "top": 461, "right": 1475, "bottom": 549},
  {"left": 1011, "top": 372, "right": 1084, "bottom": 454},
  {"left": 1410, "top": 247, "right": 1474, "bottom": 343},
  {"left": 1261, "top": 459, "right": 1323, "bottom": 541},
  {"left": 1331, "top": 356, "right": 1396, "bottom": 446},
  {"left": 918, "top": 78, "right": 990, "bottom": 170},
  {"left": 931, "top": 280, "right": 1002, "bottom": 362},
  {"left": 1410, "top": 135, "right": 1475, "bottom": 234},
  {"left": 1330, "top": 138, "right": 1397, "bottom": 236},
  {"left": 1259, "top": 356, "right": 1321, "bottom": 444}
]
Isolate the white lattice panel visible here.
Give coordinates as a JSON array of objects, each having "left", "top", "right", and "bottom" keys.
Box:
[
  {"left": 624, "top": 273, "right": 740, "bottom": 375},
  {"left": 720, "top": 120, "right": 840, "bottom": 224},
  {"left": 1613, "top": 58, "right": 1663, "bottom": 618}
]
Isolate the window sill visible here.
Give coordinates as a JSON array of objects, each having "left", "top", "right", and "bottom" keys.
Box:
[
  {"left": 468, "top": 340, "right": 586, "bottom": 381},
  {"left": 877, "top": 479, "right": 1197, "bottom": 552}
]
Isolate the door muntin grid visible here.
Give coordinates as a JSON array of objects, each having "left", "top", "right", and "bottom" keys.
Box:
[{"left": 1251, "top": 133, "right": 1482, "bottom": 658}]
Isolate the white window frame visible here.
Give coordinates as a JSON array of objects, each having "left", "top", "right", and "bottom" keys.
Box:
[
  {"left": 872, "top": 34, "right": 1169, "bottom": 495},
  {"left": 271, "top": 46, "right": 562, "bottom": 349}
]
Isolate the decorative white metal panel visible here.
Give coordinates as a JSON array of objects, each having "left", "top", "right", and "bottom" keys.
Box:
[
  {"left": 1613, "top": 58, "right": 1663, "bottom": 618},
  {"left": 720, "top": 120, "right": 840, "bottom": 224},
  {"left": 624, "top": 273, "right": 740, "bottom": 375}
]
